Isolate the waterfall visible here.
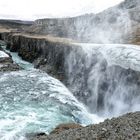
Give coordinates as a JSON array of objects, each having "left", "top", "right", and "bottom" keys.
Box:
[
  {"left": 0, "top": 44, "right": 102, "bottom": 140},
  {"left": 1, "top": 42, "right": 140, "bottom": 139},
  {"left": 65, "top": 43, "right": 140, "bottom": 117}
]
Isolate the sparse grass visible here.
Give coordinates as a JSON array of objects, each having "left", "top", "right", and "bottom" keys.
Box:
[{"left": 13, "top": 33, "right": 77, "bottom": 44}]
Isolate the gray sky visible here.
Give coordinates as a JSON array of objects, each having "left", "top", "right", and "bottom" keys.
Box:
[{"left": 0, "top": 0, "right": 124, "bottom": 20}]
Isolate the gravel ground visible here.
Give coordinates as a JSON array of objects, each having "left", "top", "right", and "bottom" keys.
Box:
[{"left": 29, "top": 111, "right": 140, "bottom": 140}]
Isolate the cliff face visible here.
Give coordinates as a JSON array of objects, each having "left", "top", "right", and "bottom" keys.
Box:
[
  {"left": 0, "top": 1, "right": 140, "bottom": 139},
  {"left": 1, "top": 32, "right": 140, "bottom": 115},
  {"left": 0, "top": 32, "right": 77, "bottom": 81},
  {"left": 29, "top": 14, "right": 93, "bottom": 42},
  {"left": 0, "top": 0, "right": 140, "bottom": 114},
  {"left": 28, "top": 0, "right": 140, "bottom": 44}
]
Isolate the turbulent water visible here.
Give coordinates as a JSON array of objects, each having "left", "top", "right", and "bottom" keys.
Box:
[
  {"left": 0, "top": 45, "right": 101, "bottom": 140},
  {"left": 66, "top": 43, "right": 140, "bottom": 117},
  {"left": 1, "top": 45, "right": 33, "bottom": 70},
  {"left": 1, "top": 43, "right": 140, "bottom": 139}
]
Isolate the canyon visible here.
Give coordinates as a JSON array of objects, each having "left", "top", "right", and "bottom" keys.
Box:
[{"left": 0, "top": 0, "right": 140, "bottom": 139}]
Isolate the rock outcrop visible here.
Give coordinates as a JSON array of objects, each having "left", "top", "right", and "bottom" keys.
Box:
[
  {"left": 0, "top": 32, "right": 76, "bottom": 81},
  {"left": 0, "top": 44, "right": 21, "bottom": 71},
  {"left": 0, "top": 56, "right": 21, "bottom": 72}
]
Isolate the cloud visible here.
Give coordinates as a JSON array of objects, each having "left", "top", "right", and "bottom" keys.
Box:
[{"left": 0, "top": 0, "right": 124, "bottom": 20}]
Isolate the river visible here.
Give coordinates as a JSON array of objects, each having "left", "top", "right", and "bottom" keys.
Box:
[
  {"left": 0, "top": 44, "right": 102, "bottom": 140},
  {"left": 1, "top": 42, "right": 140, "bottom": 139}
]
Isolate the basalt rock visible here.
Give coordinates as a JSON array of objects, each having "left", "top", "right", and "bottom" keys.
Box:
[
  {"left": 0, "top": 51, "right": 21, "bottom": 72},
  {"left": 1, "top": 33, "right": 75, "bottom": 82},
  {"left": 0, "top": 41, "right": 22, "bottom": 72}
]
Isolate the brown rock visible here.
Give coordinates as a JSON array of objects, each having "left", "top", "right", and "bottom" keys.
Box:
[{"left": 50, "top": 123, "right": 82, "bottom": 135}]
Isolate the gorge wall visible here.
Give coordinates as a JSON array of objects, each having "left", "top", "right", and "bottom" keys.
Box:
[
  {"left": 0, "top": 0, "right": 140, "bottom": 139},
  {"left": 0, "top": 32, "right": 76, "bottom": 81},
  {"left": 0, "top": 0, "right": 140, "bottom": 117},
  {"left": 28, "top": 0, "right": 140, "bottom": 44},
  {"left": 1, "top": 32, "right": 140, "bottom": 117}
]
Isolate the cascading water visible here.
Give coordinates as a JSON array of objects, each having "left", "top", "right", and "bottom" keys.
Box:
[
  {"left": 0, "top": 44, "right": 102, "bottom": 140},
  {"left": 65, "top": 43, "right": 140, "bottom": 117},
  {"left": 1, "top": 41, "right": 140, "bottom": 139}
]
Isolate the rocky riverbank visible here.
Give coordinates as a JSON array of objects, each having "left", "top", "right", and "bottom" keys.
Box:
[
  {"left": 0, "top": 31, "right": 76, "bottom": 81},
  {"left": 28, "top": 111, "right": 140, "bottom": 140},
  {"left": 0, "top": 42, "right": 21, "bottom": 72}
]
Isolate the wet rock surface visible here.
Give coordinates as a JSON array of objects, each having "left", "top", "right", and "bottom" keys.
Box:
[
  {"left": 0, "top": 33, "right": 74, "bottom": 81},
  {"left": 0, "top": 57, "right": 21, "bottom": 72},
  {"left": 1, "top": 33, "right": 140, "bottom": 114},
  {"left": 0, "top": 46, "right": 21, "bottom": 72},
  {"left": 28, "top": 111, "right": 140, "bottom": 140}
]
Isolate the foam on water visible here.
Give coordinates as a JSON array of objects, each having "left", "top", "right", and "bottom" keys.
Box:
[
  {"left": 0, "top": 69, "right": 103, "bottom": 139},
  {"left": 0, "top": 44, "right": 104, "bottom": 139},
  {"left": 74, "top": 43, "right": 140, "bottom": 71},
  {"left": 1, "top": 42, "right": 140, "bottom": 139},
  {"left": 66, "top": 43, "right": 140, "bottom": 117}
]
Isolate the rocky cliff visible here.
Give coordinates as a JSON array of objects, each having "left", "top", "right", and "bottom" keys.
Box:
[
  {"left": 1, "top": 32, "right": 140, "bottom": 116},
  {"left": 0, "top": 32, "right": 76, "bottom": 81},
  {"left": 0, "top": 0, "right": 140, "bottom": 139},
  {"left": 28, "top": 0, "right": 140, "bottom": 44},
  {"left": 0, "top": 0, "right": 140, "bottom": 113}
]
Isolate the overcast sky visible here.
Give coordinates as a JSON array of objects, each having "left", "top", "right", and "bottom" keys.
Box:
[{"left": 0, "top": 0, "right": 124, "bottom": 20}]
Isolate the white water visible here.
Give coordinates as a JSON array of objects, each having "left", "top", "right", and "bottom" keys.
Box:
[
  {"left": 1, "top": 43, "right": 140, "bottom": 139},
  {"left": 66, "top": 43, "right": 140, "bottom": 117},
  {"left": 0, "top": 45, "right": 103, "bottom": 139}
]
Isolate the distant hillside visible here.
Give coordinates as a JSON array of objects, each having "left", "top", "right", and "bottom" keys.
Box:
[
  {"left": 0, "top": 19, "right": 34, "bottom": 31},
  {"left": 28, "top": 0, "right": 140, "bottom": 44}
]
